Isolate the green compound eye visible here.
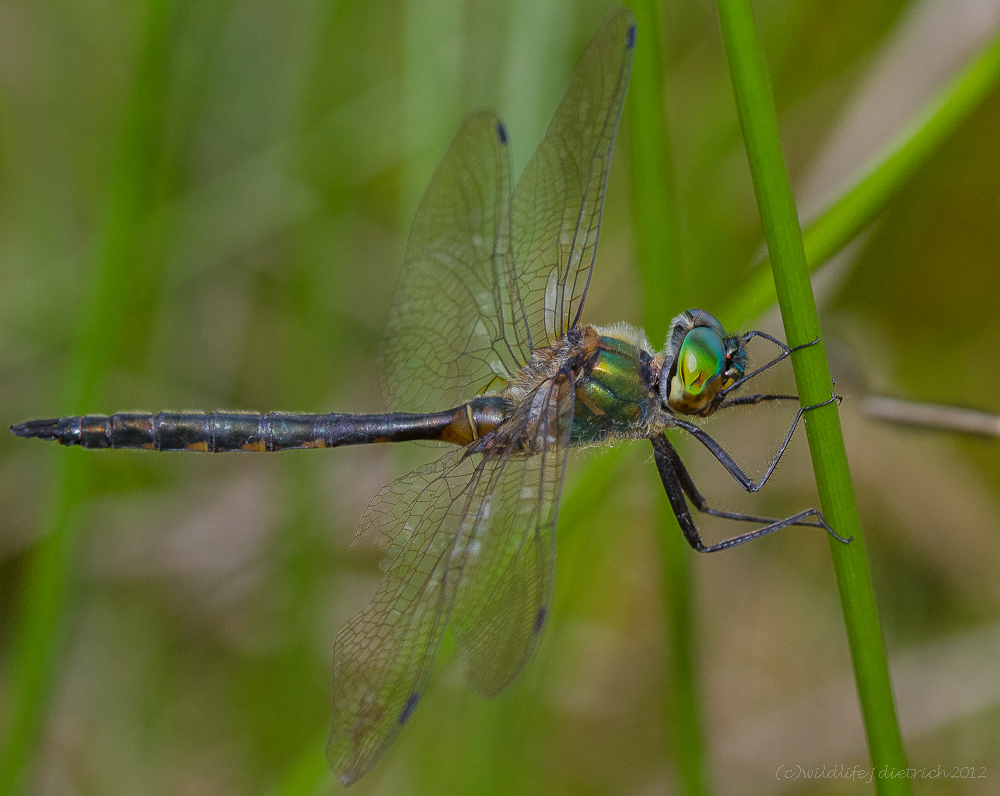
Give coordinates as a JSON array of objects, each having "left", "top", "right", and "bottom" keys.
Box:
[{"left": 677, "top": 326, "right": 725, "bottom": 396}]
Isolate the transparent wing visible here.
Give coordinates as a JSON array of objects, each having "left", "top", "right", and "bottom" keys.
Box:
[
  {"left": 379, "top": 8, "right": 636, "bottom": 414},
  {"left": 327, "top": 374, "right": 573, "bottom": 784},
  {"left": 511, "top": 7, "right": 636, "bottom": 347},
  {"left": 327, "top": 448, "right": 484, "bottom": 784},
  {"left": 450, "top": 372, "right": 574, "bottom": 696},
  {"left": 379, "top": 113, "right": 521, "bottom": 413}
]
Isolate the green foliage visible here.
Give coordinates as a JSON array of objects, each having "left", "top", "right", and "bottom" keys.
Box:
[{"left": 2, "top": 1, "right": 998, "bottom": 794}]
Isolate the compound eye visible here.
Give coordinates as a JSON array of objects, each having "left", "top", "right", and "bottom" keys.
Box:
[{"left": 677, "top": 326, "right": 725, "bottom": 397}]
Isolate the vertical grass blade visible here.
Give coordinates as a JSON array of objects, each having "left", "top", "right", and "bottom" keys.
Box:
[
  {"left": 0, "top": 3, "right": 177, "bottom": 793},
  {"left": 714, "top": 1, "right": 911, "bottom": 793},
  {"left": 627, "top": 2, "right": 709, "bottom": 794}
]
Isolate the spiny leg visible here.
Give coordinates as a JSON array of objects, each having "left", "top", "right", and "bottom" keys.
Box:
[
  {"left": 650, "top": 434, "right": 850, "bottom": 552},
  {"left": 721, "top": 333, "right": 820, "bottom": 397},
  {"left": 656, "top": 433, "right": 824, "bottom": 527},
  {"left": 673, "top": 393, "right": 838, "bottom": 494},
  {"left": 740, "top": 330, "right": 819, "bottom": 356},
  {"left": 718, "top": 392, "right": 798, "bottom": 410}
]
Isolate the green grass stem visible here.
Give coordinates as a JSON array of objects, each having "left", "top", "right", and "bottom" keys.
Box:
[
  {"left": 627, "top": 2, "right": 709, "bottom": 794},
  {"left": 715, "top": 0, "right": 911, "bottom": 793},
  {"left": 0, "top": 3, "right": 177, "bottom": 793}
]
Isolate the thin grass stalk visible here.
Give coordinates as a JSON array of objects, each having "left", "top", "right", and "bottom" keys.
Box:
[
  {"left": 714, "top": 0, "right": 911, "bottom": 793},
  {"left": 0, "top": 3, "right": 177, "bottom": 793},
  {"left": 627, "top": 2, "right": 709, "bottom": 794}
]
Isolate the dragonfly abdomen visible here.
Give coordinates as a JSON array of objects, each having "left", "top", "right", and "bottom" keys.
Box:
[{"left": 11, "top": 398, "right": 511, "bottom": 452}]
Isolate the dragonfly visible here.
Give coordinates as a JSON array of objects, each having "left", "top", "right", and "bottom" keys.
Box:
[{"left": 11, "top": 7, "right": 849, "bottom": 785}]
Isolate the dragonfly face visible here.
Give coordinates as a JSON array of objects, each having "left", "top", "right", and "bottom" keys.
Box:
[
  {"left": 660, "top": 309, "right": 748, "bottom": 418},
  {"left": 11, "top": 6, "right": 848, "bottom": 786}
]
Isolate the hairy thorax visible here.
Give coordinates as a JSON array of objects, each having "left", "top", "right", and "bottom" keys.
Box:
[{"left": 496, "top": 324, "right": 669, "bottom": 450}]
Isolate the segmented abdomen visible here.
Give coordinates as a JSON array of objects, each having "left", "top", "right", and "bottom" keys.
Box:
[
  {"left": 13, "top": 411, "right": 448, "bottom": 451},
  {"left": 11, "top": 397, "right": 512, "bottom": 452}
]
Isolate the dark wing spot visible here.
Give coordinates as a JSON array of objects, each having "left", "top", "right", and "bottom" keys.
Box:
[
  {"left": 398, "top": 691, "right": 420, "bottom": 725},
  {"left": 534, "top": 607, "right": 547, "bottom": 634},
  {"left": 626, "top": 24, "right": 637, "bottom": 50},
  {"left": 496, "top": 120, "right": 509, "bottom": 145}
]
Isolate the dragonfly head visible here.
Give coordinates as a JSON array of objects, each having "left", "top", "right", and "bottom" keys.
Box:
[{"left": 660, "top": 309, "right": 746, "bottom": 417}]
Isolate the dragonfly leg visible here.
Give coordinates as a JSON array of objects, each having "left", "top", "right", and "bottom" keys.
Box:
[
  {"left": 650, "top": 435, "right": 851, "bottom": 552},
  {"left": 721, "top": 333, "right": 820, "bottom": 398},
  {"left": 673, "top": 392, "right": 838, "bottom": 493},
  {"left": 787, "top": 335, "right": 821, "bottom": 353},
  {"left": 717, "top": 392, "right": 798, "bottom": 410},
  {"left": 741, "top": 330, "right": 819, "bottom": 354}
]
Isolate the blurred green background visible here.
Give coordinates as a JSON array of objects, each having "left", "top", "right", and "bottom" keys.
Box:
[{"left": 1, "top": 0, "right": 999, "bottom": 794}]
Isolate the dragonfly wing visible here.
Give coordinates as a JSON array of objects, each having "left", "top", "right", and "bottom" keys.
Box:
[
  {"left": 449, "top": 371, "right": 574, "bottom": 697},
  {"left": 328, "top": 370, "right": 574, "bottom": 781},
  {"left": 379, "top": 113, "right": 522, "bottom": 414},
  {"left": 328, "top": 445, "right": 510, "bottom": 784},
  {"left": 511, "top": 8, "right": 636, "bottom": 347}
]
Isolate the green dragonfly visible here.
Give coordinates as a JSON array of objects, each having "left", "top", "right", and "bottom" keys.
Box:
[{"left": 11, "top": 7, "right": 849, "bottom": 784}]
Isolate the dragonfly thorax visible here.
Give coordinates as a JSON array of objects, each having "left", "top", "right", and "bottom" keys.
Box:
[
  {"left": 489, "top": 324, "right": 658, "bottom": 448},
  {"left": 660, "top": 309, "right": 746, "bottom": 418}
]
